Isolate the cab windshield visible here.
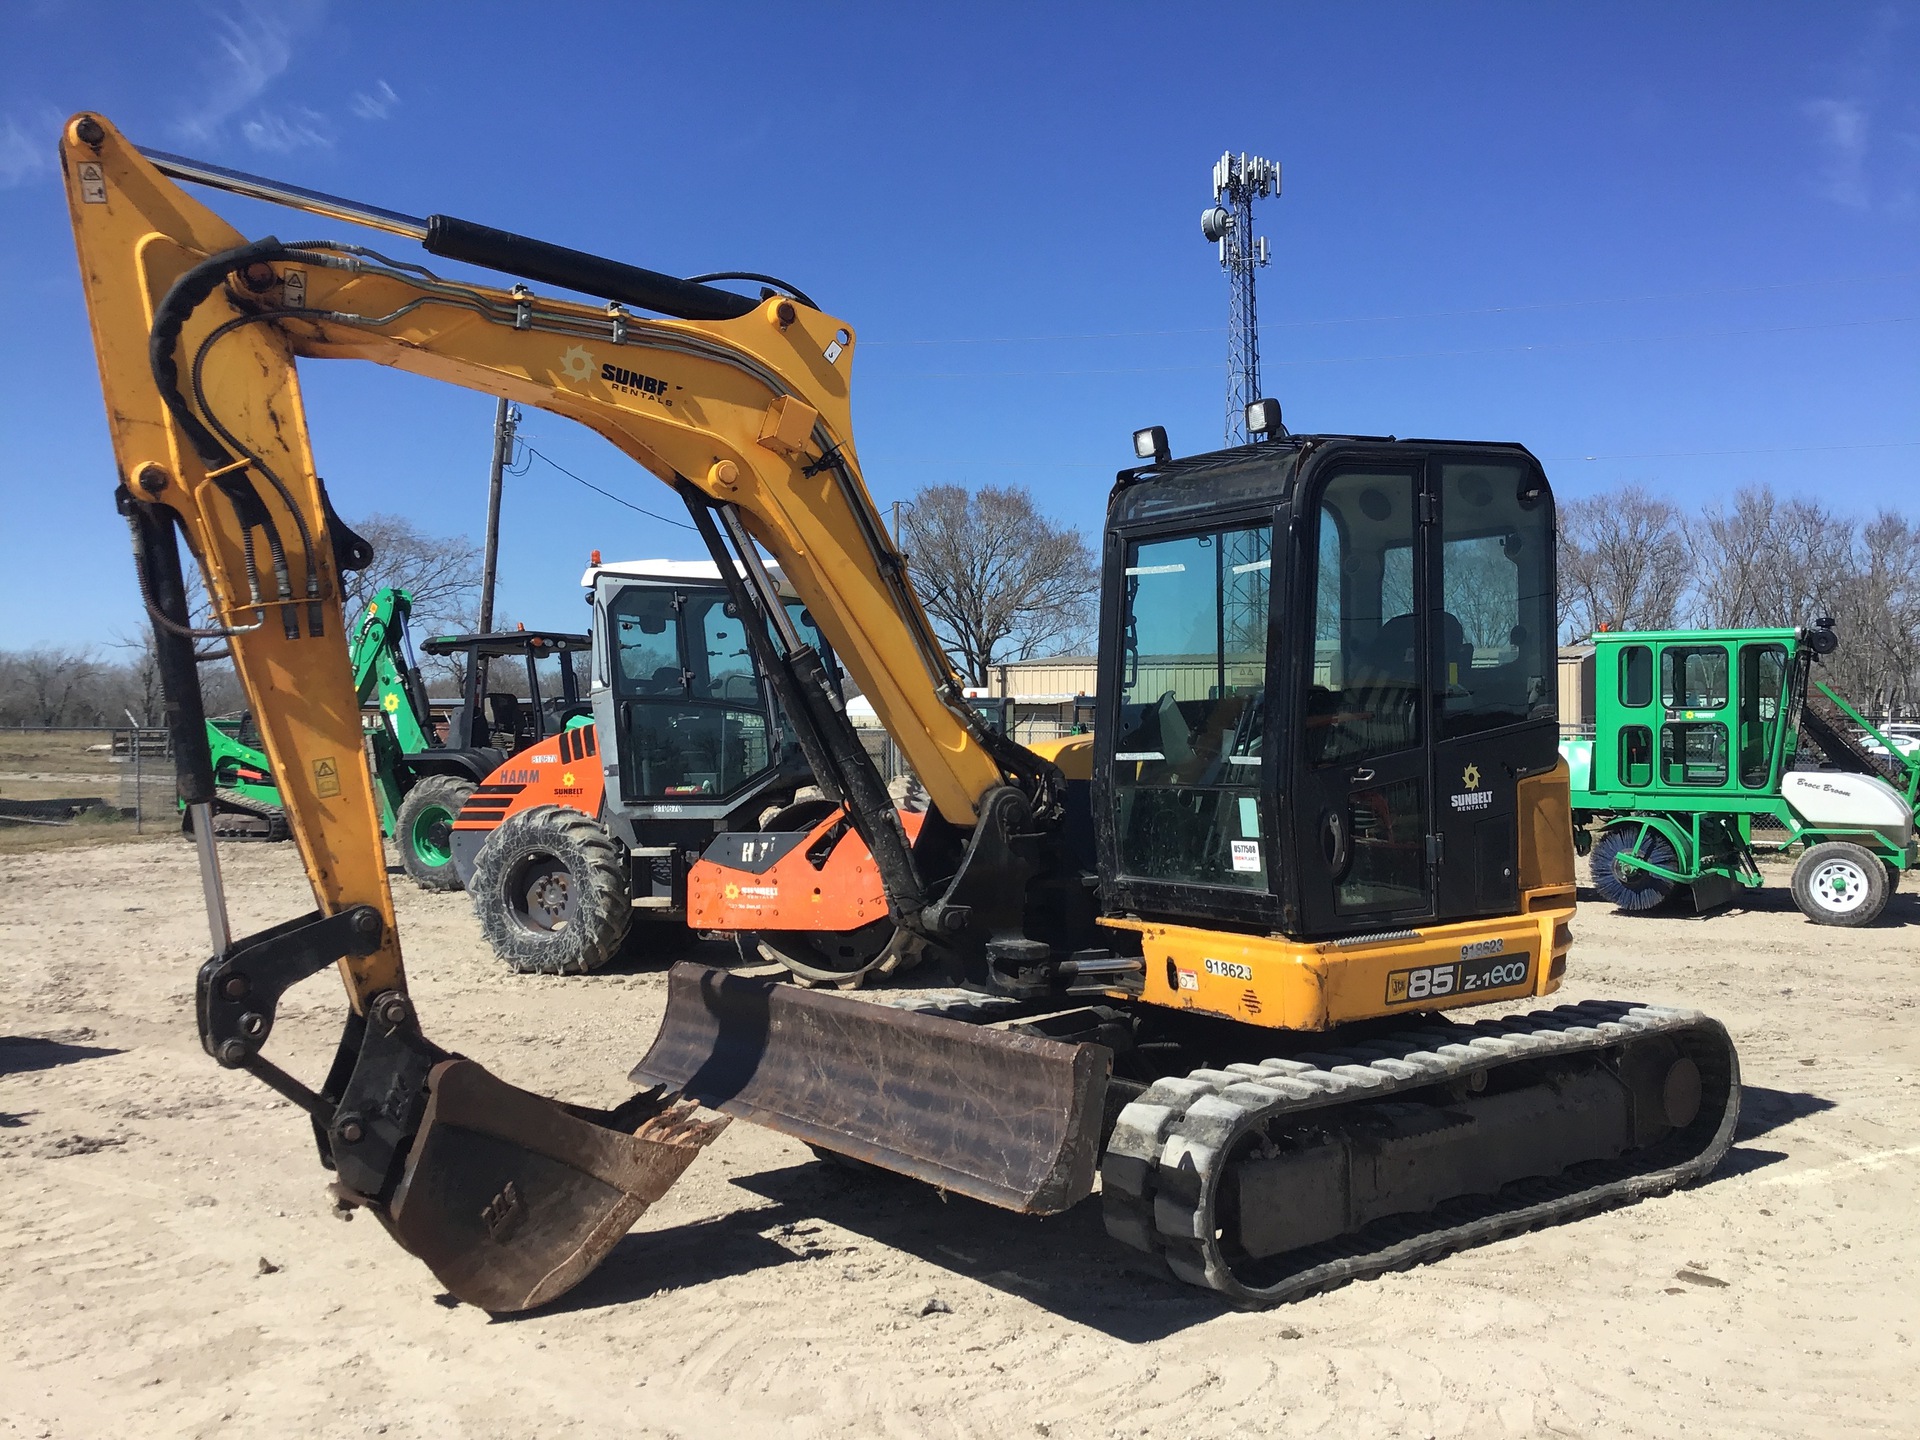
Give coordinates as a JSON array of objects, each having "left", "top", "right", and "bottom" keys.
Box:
[{"left": 606, "top": 585, "right": 824, "bottom": 801}]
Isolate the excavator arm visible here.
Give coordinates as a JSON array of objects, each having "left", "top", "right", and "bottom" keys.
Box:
[{"left": 62, "top": 113, "right": 1093, "bottom": 1311}]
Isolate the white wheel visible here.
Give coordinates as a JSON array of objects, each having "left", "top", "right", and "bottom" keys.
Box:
[{"left": 1791, "top": 842, "right": 1891, "bottom": 928}]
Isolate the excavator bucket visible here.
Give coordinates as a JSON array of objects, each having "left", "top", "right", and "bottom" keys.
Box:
[
  {"left": 631, "top": 964, "right": 1109, "bottom": 1213},
  {"left": 382, "top": 1059, "right": 728, "bottom": 1312}
]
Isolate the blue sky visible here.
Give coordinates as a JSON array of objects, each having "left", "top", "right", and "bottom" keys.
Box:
[{"left": 2, "top": 1, "right": 1916, "bottom": 648}]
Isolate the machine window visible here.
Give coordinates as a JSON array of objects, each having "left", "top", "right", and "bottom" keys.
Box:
[
  {"left": 1620, "top": 724, "right": 1653, "bottom": 787},
  {"left": 1662, "top": 722, "right": 1728, "bottom": 786},
  {"left": 1435, "top": 463, "right": 1553, "bottom": 739},
  {"left": 1111, "top": 523, "right": 1271, "bottom": 889},
  {"left": 1620, "top": 646, "right": 1653, "bottom": 708},
  {"left": 1305, "top": 471, "right": 1420, "bottom": 766},
  {"left": 623, "top": 705, "right": 770, "bottom": 798},
  {"left": 1337, "top": 776, "right": 1427, "bottom": 914},
  {"left": 610, "top": 588, "right": 683, "bottom": 695},
  {"left": 1738, "top": 643, "right": 1789, "bottom": 787},
  {"left": 1661, "top": 647, "right": 1728, "bottom": 710},
  {"left": 692, "top": 595, "right": 760, "bottom": 702},
  {"left": 608, "top": 584, "right": 778, "bottom": 801}
]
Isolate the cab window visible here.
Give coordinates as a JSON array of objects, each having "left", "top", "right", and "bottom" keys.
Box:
[
  {"left": 610, "top": 588, "right": 682, "bottom": 695},
  {"left": 1111, "top": 523, "right": 1271, "bottom": 889},
  {"left": 1433, "top": 462, "right": 1553, "bottom": 738},
  {"left": 1661, "top": 647, "right": 1728, "bottom": 710},
  {"left": 1738, "top": 643, "right": 1789, "bottom": 787}
]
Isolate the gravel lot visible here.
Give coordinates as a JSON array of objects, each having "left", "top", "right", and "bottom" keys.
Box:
[{"left": 1, "top": 838, "right": 1914, "bottom": 1439}]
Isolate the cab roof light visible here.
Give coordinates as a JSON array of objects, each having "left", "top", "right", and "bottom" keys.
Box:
[
  {"left": 1132, "top": 425, "right": 1171, "bottom": 464},
  {"left": 1245, "top": 397, "right": 1286, "bottom": 441}
]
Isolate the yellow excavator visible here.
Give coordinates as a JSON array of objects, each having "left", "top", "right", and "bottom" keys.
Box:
[{"left": 61, "top": 113, "right": 1740, "bottom": 1314}]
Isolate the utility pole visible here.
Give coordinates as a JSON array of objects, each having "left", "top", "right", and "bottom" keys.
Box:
[
  {"left": 1201, "top": 152, "right": 1280, "bottom": 446},
  {"left": 478, "top": 397, "right": 518, "bottom": 635}
]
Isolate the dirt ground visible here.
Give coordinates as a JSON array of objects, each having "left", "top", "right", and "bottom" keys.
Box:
[{"left": 0, "top": 838, "right": 1915, "bottom": 1440}]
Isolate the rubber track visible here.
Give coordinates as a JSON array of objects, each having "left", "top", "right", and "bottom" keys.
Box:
[
  {"left": 208, "top": 788, "right": 288, "bottom": 842},
  {"left": 1102, "top": 998, "right": 1740, "bottom": 1307}
]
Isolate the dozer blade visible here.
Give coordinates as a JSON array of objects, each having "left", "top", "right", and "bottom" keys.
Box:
[
  {"left": 631, "top": 963, "right": 1109, "bottom": 1213},
  {"left": 383, "top": 1058, "right": 729, "bottom": 1313}
]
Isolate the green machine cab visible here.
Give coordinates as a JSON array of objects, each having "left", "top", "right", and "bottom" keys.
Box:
[{"left": 1560, "top": 622, "right": 1919, "bottom": 926}]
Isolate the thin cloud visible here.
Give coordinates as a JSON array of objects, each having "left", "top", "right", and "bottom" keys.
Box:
[
  {"left": 1803, "top": 97, "right": 1872, "bottom": 208},
  {"left": 240, "top": 105, "right": 334, "bottom": 153},
  {"left": 171, "top": 0, "right": 326, "bottom": 146},
  {"left": 1799, "top": 4, "right": 1916, "bottom": 211},
  {"left": 350, "top": 81, "right": 399, "bottom": 121},
  {"left": 0, "top": 109, "right": 61, "bottom": 190}
]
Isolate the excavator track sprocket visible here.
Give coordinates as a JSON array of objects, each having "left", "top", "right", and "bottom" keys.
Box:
[{"left": 1103, "top": 999, "right": 1739, "bottom": 1307}]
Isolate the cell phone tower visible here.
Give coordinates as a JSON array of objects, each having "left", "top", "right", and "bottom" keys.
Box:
[{"left": 1201, "top": 152, "right": 1280, "bottom": 446}]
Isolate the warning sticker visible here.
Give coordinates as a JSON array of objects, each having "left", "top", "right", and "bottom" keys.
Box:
[
  {"left": 78, "top": 162, "right": 107, "bottom": 204},
  {"left": 312, "top": 756, "right": 341, "bottom": 798},
  {"left": 283, "top": 269, "right": 306, "bottom": 308}
]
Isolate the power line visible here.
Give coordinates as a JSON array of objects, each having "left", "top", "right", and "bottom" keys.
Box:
[
  {"left": 1543, "top": 439, "right": 1920, "bottom": 463},
  {"left": 518, "top": 443, "right": 695, "bottom": 530},
  {"left": 858, "top": 267, "right": 1920, "bottom": 348},
  {"left": 877, "top": 437, "right": 1920, "bottom": 474},
  {"left": 886, "top": 313, "right": 1915, "bottom": 379}
]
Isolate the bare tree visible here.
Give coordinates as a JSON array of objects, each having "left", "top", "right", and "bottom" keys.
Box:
[
  {"left": 900, "top": 484, "right": 1096, "bottom": 685},
  {"left": 1557, "top": 486, "right": 1690, "bottom": 639},
  {"left": 1828, "top": 511, "right": 1920, "bottom": 719},
  {"left": 1688, "top": 486, "right": 1857, "bottom": 629},
  {"left": 339, "top": 513, "right": 484, "bottom": 637},
  {"left": 109, "top": 630, "right": 165, "bottom": 726},
  {"left": 4, "top": 647, "right": 102, "bottom": 726}
]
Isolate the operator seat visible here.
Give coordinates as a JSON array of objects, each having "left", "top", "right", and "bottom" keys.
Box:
[
  {"left": 1367, "top": 612, "right": 1473, "bottom": 693},
  {"left": 485, "top": 692, "right": 536, "bottom": 750},
  {"left": 636, "top": 665, "right": 683, "bottom": 696}
]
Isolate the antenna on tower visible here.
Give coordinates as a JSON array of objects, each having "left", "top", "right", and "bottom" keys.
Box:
[{"left": 1201, "top": 151, "right": 1280, "bottom": 446}]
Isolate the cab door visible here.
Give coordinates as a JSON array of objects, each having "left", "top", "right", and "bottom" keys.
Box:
[
  {"left": 1291, "top": 463, "right": 1435, "bottom": 935},
  {"left": 1426, "top": 456, "right": 1559, "bottom": 922}
]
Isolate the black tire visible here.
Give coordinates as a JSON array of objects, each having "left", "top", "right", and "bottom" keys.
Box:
[
  {"left": 1589, "top": 825, "right": 1679, "bottom": 912},
  {"left": 1791, "top": 841, "right": 1891, "bottom": 927},
  {"left": 470, "top": 805, "right": 630, "bottom": 974},
  {"left": 395, "top": 775, "right": 473, "bottom": 892}
]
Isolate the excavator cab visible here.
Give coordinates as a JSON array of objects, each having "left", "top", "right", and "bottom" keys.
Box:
[{"left": 1099, "top": 440, "right": 1559, "bottom": 940}]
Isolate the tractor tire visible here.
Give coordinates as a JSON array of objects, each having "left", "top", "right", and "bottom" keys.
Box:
[
  {"left": 1589, "top": 825, "right": 1679, "bottom": 912},
  {"left": 471, "top": 805, "right": 630, "bottom": 974},
  {"left": 1791, "top": 841, "right": 1891, "bottom": 927},
  {"left": 395, "top": 775, "right": 473, "bottom": 892}
]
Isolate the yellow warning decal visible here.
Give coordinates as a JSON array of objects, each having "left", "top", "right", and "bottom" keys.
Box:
[{"left": 313, "top": 756, "right": 341, "bottom": 797}]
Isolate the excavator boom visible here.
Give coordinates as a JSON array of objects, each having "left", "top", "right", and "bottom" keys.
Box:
[{"left": 62, "top": 114, "right": 1077, "bottom": 1310}]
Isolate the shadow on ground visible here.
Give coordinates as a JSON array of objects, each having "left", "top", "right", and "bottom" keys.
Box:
[
  {"left": 538, "top": 1157, "right": 1218, "bottom": 1340},
  {"left": 1575, "top": 880, "right": 1920, "bottom": 927},
  {"left": 537, "top": 1084, "right": 1841, "bottom": 1332},
  {"left": 0, "top": 1034, "right": 125, "bottom": 1077}
]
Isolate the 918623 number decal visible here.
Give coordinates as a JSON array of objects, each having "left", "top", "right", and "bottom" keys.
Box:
[{"left": 1385, "top": 951, "right": 1532, "bottom": 1005}]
